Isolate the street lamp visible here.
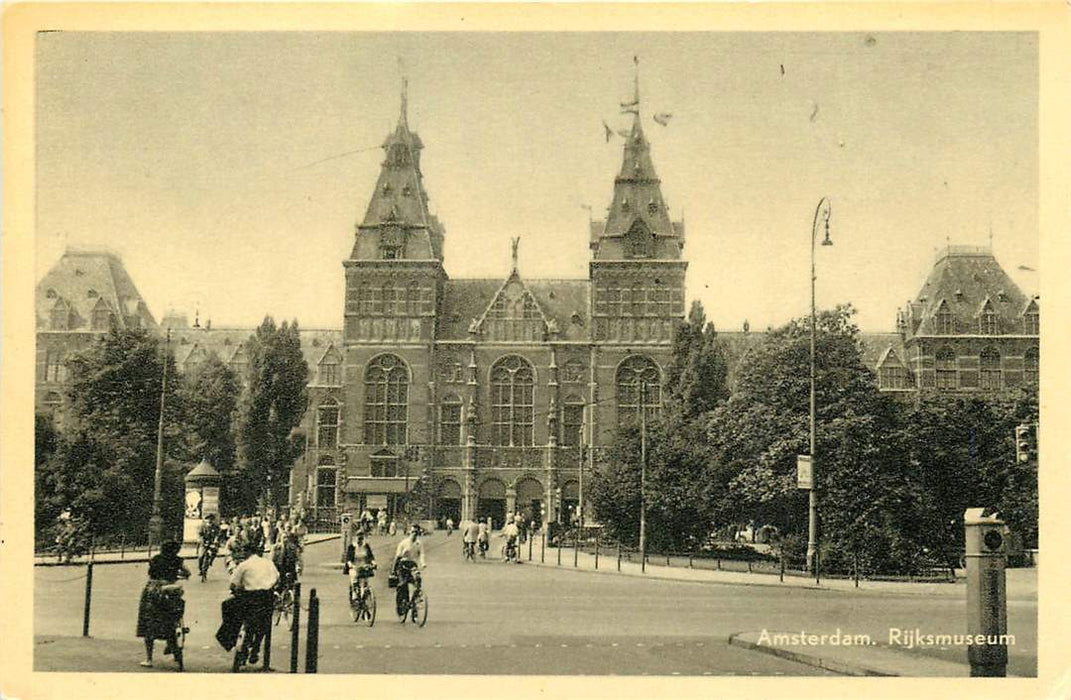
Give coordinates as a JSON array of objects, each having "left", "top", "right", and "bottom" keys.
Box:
[
  {"left": 148, "top": 327, "right": 172, "bottom": 547},
  {"left": 807, "top": 198, "right": 833, "bottom": 576}
]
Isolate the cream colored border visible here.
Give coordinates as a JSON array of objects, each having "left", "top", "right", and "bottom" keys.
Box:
[{"left": 3, "top": 4, "right": 1069, "bottom": 699}]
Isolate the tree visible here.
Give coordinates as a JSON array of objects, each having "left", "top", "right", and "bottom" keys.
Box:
[
  {"left": 35, "top": 326, "right": 187, "bottom": 544},
  {"left": 178, "top": 356, "right": 241, "bottom": 513},
  {"left": 590, "top": 301, "right": 730, "bottom": 550},
  {"left": 235, "top": 317, "right": 308, "bottom": 513}
]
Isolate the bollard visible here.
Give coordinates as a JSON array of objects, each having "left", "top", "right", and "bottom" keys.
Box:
[
  {"left": 617, "top": 543, "right": 621, "bottom": 572},
  {"left": 262, "top": 604, "right": 273, "bottom": 671},
  {"left": 528, "top": 534, "right": 533, "bottom": 562},
  {"left": 747, "top": 559, "right": 752, "bottom": 574},
  {"left": 120, "top": 535, "right": 126, "bottom": 561},
  {"left": 305, "top": 588, "right": 320, "bottom": 673},
  {"left": 717, "top": 557, "right": 721, "bottom": 571},
  {"left": 594, "top": 539, "right": 600, "bottom": 570},
  {"left": 557, "top": 539, "right": 561, "bottom": 566},
  {"left": 574, "top": 537, "right": 578, "bottom": 568},
  {"left": 780, "top": 555, "right": 785, "bottom": 583},
  {"left": 666, "top": 553, "right": 671, "bottom": 567},
  {"left": 82, "top": 562, "right": 94, "bottom": 637},
  {"left": 541, "top": 531, "right": 545, "bottom": 563},
  {"left": 688, "top": 553, "right": 693, "bottom": 569},
  {"left": 290, "top": 582, "right": 301, "bottom": 673},
  {"left": 854, "top": 552, "right": 860, "bottom": 588},
  {"left": 964, "top": 508, "right": 1008, "bottom": 677}
]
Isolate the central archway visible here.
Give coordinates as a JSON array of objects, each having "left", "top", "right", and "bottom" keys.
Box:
[
  {"left": 436, "top": 478, "right": 462, "bottom": 526},
  {"left": 476, "top": 478, "right": 507, "bottom": 529},
  {"left": 514, "top": 477, "right": 544, "bottom": 527}
]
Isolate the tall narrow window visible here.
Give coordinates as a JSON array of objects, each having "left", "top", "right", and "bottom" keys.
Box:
[
  {"left": 364, "top": 355, "right": 409, "bottom": 446},
  {"left": 317, "top": 399, "right": 340, "bottom": 448},
  {"left": 979, "top": 347, "right": 1001, "bottom": 390},
  {"left": 91, "top": 301, "right": 112, "bottom": 331},
  {"left": 616, "top": 356, "right": 662, "bottom": 426},
  {"left": 1025, "top": 347, "right": 1039, "bottom": 384},
  {"left": 935, "top": 346, "right": 958, "bottom": 390},
  {"left": 631, "top": 284, "right": 645, "bottom": 317},
  {"left": 44, "top": 349, "right": 65, "bottom": 383},
  {"left": 880, "top": 366, "right": 908, "bottom": 390},
  {"left": 440, "top": 394, "right": 462, "bottom": 446},
  {"left": 561, "top": 397, "right": 585, "bottom": 447},
  {"left": 319, "top": 355, "right": 341, "bottom": 385},
  {"left": 1024, "top": 310, "right": 1039, "bottom": 335},
  {"left": 935, "top": 303, "right": 954, "bottom": 335},
  {"left": 50, "top": 301, "right": 69, "bottom": 331},
  {"left": 490, "top": 356, "right": 535, "bottom": 447},
  {"left": 316, "top": 465, "right": 337, "bottom": 508},
  {"left": 407, "top": 282, "right": 422, "bottom": 316},
  {"left": 980, "top": 308, "right": 998, "bottom": 335}
]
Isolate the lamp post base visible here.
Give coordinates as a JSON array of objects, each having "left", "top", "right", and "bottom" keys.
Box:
[{"left": 147, "top": 515, "right": 164, "bottom": 547}]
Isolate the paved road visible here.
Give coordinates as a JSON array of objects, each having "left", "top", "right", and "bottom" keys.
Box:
[{"left": 34, "top": 533, "right": 1035, "bottom": 675}]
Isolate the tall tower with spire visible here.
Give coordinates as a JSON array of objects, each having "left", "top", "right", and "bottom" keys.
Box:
[{"left": 589, "top": 61, "right": 687, "bottom": 344}]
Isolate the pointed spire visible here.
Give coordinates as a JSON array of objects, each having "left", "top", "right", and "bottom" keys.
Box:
[
  {"left": 399, "top": 69, "right": 409, "bottom": 130},
  {"left": 510, "top": 237, "right": 520, "bottom": 273}
]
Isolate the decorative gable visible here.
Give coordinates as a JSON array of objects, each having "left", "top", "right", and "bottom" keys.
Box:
[{"left": 474, "top": 272, "right": 550, "bottom": 342}]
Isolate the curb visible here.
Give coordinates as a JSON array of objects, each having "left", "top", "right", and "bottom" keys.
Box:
[{"left": 727, "top": 632, "right": 892, "bottom": 677}]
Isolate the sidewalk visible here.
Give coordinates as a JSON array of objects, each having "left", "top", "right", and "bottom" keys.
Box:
[
  {"left": 34, "top": 533, "right": 340, "bottom": 567},
  {"left": 727, "top": 630, "right": 971, "bottom": 677},
  {"left": 513, "top": 535, "right": 1037, "bottom": 599}
]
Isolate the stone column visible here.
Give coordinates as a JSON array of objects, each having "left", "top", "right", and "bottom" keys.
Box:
[{"left": 505, "top": 484, "right": 517, "bottom": 520}]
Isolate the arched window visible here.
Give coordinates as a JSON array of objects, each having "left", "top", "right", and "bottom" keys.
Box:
[
  {"left": 935, "top": 346, "right": 957, "bottom": 390},
  {"left": 561, "top": 396, "right": 585, "bottom": 447},
  {"left": 319, "top": 354, "right": 341, "bottom": 385},
  {"left": 616, "top": 356, "right": 662, "bottom": 426},
  {"left": 490, "top": 356, "right": 534, "bottom": 447},
  {"left": 1024, "top": 309, "right": 1039, "bottom": 335},
  {"left": 935, "top": 302, "right": 954, "bottom": 335},
  {"left": 90, "top": 301, "right": 112, "bottom": 331},
  {"left": 440, "top": 394, "right": 462, "bottom": 446},
  {"left": 50, "top": 301, "right": 69, "bottom": 331},
  {"left": 44, "top": 349, "right": 65, "bottom": 383},
  {"left": 1025, "top": 347, "right": 1039, "bottom": 384},
  {"left": 317, "top": 398, "right": 341, "bottom": 448},
  {"left": 364, "top": 355, "right": 409, "bottom": 446},
  {"left": 979, "top": 347, "right": 1002, "bottom": 390},
  {"left": 316, "top": 460, "right": 337, "bottom": 508},
  {"left": 980, "top": 303, "right": 998, "bottom": 335}
]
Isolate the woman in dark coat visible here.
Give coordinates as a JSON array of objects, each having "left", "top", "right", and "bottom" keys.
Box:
[{"left": 136, "top": 540, "right": 190, "bottom": 667}]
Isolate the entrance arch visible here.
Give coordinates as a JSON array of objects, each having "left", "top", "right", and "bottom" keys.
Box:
[
  {"left": 560, "top": 480, "right": 579, "bottom": 526},
  {"left": 477, "top": 478, "right": 507, "bottom": 529},
  {"left": 436, "top": 479, "right": 462, "bottom": 526},
  {"left": 514, "top": 477, "right": 544, "bottom": 527}
]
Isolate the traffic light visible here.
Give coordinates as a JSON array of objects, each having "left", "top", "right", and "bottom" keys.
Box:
[{"left": 1014, "top": 423, "right": 1037, "bottom": 464}]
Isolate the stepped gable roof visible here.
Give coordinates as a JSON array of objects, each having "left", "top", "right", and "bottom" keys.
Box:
[
  {"left": 36, "top": 249, "right": 157, "bottom": 331},
  {"left": 438, "top": 278, "right": 591, "bottom": 342},
  {"left": 908, "top": 246, "right": 1034, "bottom": 336}
]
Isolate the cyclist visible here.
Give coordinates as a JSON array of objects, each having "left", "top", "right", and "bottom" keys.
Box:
[
  {"left": 445, "top": 517, "right": 454, "bottom": 537},
  {"left": 217, "top": 543, "right": 279, "bottom": 665},
  {"left": 502, "top": 517, "right": 520, "bottom": 562},
  {"left": 391, "top": 525, "right": 427, "bottom": 617},
  {"left": 346, "top": 531, "right": 377, "bottom": 606},
  {"left": 476, "top": 520, "right": 490, "bottom": 558},
  {"left": 272, "top": 531, "right": 301, "bottom": 592},
  {"left": 136, "top": 540, "right": 190, "bottom": 668},
  {"left": 197, "top": 514, "right": 221, "bottom": 578},
  {"left": 461, "top": 519, "right": 479, "bottom": 560}
]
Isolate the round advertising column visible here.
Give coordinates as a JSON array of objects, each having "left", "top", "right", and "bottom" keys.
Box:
[{"left": 183, "top": 460, "right": 222, "bottom": 543}]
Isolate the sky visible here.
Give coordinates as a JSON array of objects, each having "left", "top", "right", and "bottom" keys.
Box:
[{"left": 35, "top": 31, "right": 1038, "bottom": 332}]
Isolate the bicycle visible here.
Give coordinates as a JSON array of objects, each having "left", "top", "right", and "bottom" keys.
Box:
[
  {"left": 160, "top": 586, "right": 188, "bottom": 671},
  {"left": 231, "top": 592, "right": 272, "bottom": 672},
  {"left": 348, "top": 565, "right": 377, "bottom": 627},
  {"left": 462, "top": 541, "right": 476, "bottom": 562},
  {"left": 394, "top": 564, "right": 428, "bottom": 627},
  {"left": 273, "top": 578, "right": 296, "bottom": 631},
  {"left": 501, "top": 540, "right": 519, "bottom": 563},
  {"left": 198, "top": 543, "right": 218, "bottom": 582}
]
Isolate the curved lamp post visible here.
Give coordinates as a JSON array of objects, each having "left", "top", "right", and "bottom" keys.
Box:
[{"left": 807, "top": 197, "right": 832, "bottom": 576}]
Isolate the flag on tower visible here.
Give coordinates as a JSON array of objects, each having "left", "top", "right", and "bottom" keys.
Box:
[{"left": 653, "top": 113, "right": 673, "bottom": 126}]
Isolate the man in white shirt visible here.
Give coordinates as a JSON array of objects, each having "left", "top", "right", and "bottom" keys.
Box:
[
  {"left": 392, "top": 526, "right": 427, "bottom": 617},
  {"left": 217, "top": 545, "right": 279, "bottom": 661},
  {"left": 502, "top": 519, "right": 520, "bottom": 562}
]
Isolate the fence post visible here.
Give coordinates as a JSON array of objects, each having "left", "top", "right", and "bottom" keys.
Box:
[
  {"left": 854, "top": 551, "right": 859, "bottom": 588},
  {"left": 305, "top": 588, "right": 319, "bottom": 673},
  {"left": 120, "top": 534, "right": 126, "bottom": 561},
  {"left": 557, "top": 538, "right": 561, "bottom": 566},
  {"left": 717, "top": 557, "right": 721, "bottom": 571},
  {"left": 595, "top": 539, "right": 600, "bottom": 570},
  {"left": 688, "top": 553, "right": 693, "bottom": 569},
  {"left": 617, "top": 543, "right": 621, "bottom": 572},
  {"left": 82, "top": 562, "right": 94, "bottom": 637},
  {"left": 666, "top": 553, "right": 671, "bottom": 567},
  {"left": 574, "top": 535, "right": 579, "bottom": 568},
  {"left": 541, "top": 531, "right": 545, "bottom": 563},
  {"left": 262, "top": 603, "right": 273, "bottom": 671},
  {"left": 290, "top": 582, "right": 301, "bottom": 673},
  {"left": 780, "top": 555, "right": 785, "bottom": 583},
  {"left": 747, "top": 559, "right": 752, "bottom": 574},
  {"left": 528, "top": 533, "right": 533, "bottom": 562}
]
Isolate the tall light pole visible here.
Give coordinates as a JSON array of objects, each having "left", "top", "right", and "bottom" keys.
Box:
[
  {"left": 807, "top": 197, "right": 833, "bottom": 575},
  {"left": 639, "top": 382, "right": 648, "bottom": 573},
  {"left": 148, "top": 327, "right": 172, "bottom": 546}
]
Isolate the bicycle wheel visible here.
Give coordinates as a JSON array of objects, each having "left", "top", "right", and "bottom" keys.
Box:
[
  {"left": 274, "top": 589, "right": 293, "bottom": 629},
  {"left": 365, "top": 587, "right": 377, "bottom": 628},
  {"left": 232, "top": 626, "right": 246, "bottom": 673},
  {"left": 412, "top": 590, "right": 428, "bottom": 627},
  {"left": 173, "top": 619, "right": 186, "bottom": 671}
]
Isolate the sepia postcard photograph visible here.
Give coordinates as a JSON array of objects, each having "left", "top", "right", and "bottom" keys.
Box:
[{"left": 3, "top": 4, "right": 1070, "bottom": 700}]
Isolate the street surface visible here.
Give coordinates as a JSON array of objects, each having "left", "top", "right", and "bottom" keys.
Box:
[{"left": 34, "top": 533, "right": 1035, "bottom": 675}]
